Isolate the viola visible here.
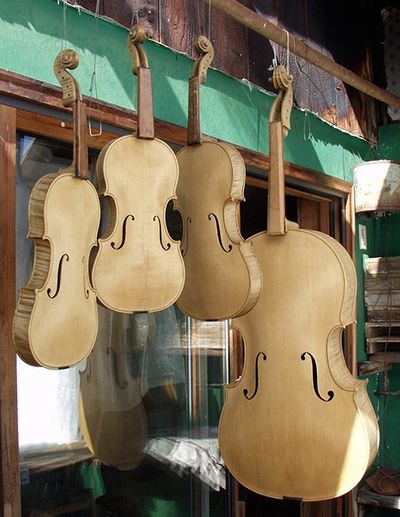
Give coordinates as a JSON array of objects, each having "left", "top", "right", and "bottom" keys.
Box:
[
  {"left": 92, "top": 25, "right": 185, "bottom": 313},
  {"left": 218, "top": 65, "right": 379, "bottom": 501},
  {"left": 175, "top": 36, "right": 262, "bottom": 321},
  {"left": 13, "top": 49, "right": 101, "bottom": 369}
]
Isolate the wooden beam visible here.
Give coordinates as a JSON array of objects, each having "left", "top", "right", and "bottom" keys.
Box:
[
  {"left": 203, "top": 0, "right": 400, "bottom": 109},
  {"left": 0, "top": 105, "right": 20, "bottom": 517}
]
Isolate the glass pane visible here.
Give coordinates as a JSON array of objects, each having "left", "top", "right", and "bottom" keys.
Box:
[{"left": 16, "top": 133, "right": 230, "bottom": 516}]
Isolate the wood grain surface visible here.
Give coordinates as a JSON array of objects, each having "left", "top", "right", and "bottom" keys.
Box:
[
  {"left": 13, "top": 172, "right": 101, "bottom": 368},
  {"left": 0, "top": 105, "right": 20, "bottom": 517},
  {"left": 219, "top": 229, "right": 379, "bottom": 501},
  {"left": 176, "top": 141, "right": 262, "bottom": 320}
]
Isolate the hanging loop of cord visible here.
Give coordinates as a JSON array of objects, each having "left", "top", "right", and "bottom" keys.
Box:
[{"left": 88, "top": 0, "right": 103, "bottom": 137}]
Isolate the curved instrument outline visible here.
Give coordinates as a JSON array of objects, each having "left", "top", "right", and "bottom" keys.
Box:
[
  {"left": 47, "top": 253, "right": 70, "bottom": 299},
  {"left": 181, "top": 216, "right": 191, "bottom": 257},
  {"left": 111, "top": 214, "right": 135, "bottom": 250},
  {"left": 301, "top": 351, "right": 335, "bottom": 402},
  {"left": 243, "top": 351, "right": 267, "bottom": 400},
  {"left": 208, "top": 212, "right": 233, "bottom": 253},
  {"left": 153, "top": 215, "right": 171, "bottom": 251}
]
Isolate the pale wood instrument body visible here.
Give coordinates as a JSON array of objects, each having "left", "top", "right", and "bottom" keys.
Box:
[
  {"left": 175, "top": 35, "right": 261, "bottom": 320},
  {"left": 92, "top": 136, "right": 184, "bottom": 313},
  {"left": 79, "top": 309, "right": 147, "bottom": 470},
  {"left": 92, "top": 25, "right": 185, "bottom": 313},
  {"left": 219, "top": 64, "right": 378, "bottom": 501},
  {"left": 13, "top": 49, "right": 101, "bottom": 368},
  {"left": 219, "top": 229, "right": 379, "bottom": 501},
  {"left": 13, "top": 172, "right": 100, "bottom": 368},
  {"left": 176, "top": 142, "right": 261, "bottom": 320}
]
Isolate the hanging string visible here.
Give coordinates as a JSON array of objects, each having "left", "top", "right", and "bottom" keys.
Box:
[
  {"left": 208, "top": 0, "right": 212, "bottom": 42},
  {"left": 158, "top": 0, "right": 162, "bottom": 43},
  {"left": 88, "top": 0, "right": 103, "bottom": 137},
  {"left": 282, "top": 28, "right": 292, "bottom": 74},
  {"left": 130, "top": 5, "right": 139, "bottom": 28},
  {"left": 304, "top": 55, "right": 311, "bottom": 140},
  {"left": 60, "top": 0, "right": 68, "bottom": 50}
]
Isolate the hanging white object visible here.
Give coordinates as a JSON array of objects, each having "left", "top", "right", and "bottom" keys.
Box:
[{"left": 354, "top": 160, "right": 400, "bottom": 213}]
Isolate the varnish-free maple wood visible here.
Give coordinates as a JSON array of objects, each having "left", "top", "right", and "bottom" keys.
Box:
[
  {"left": 219, "top": 229, "right": 379, "bottom": 501},
  {"left": 92, "top": 26, "right": 185, "bottom": 313},
  {"left": 12, "top": 50, "right": 101, "bottom": 368},
  {"left": 177, "top": 142, "right": 262, "bottom": 320},
  {"left": 176, "top": 36, "right": 261, "bottom": 320},
  {"left": 218, "top": 65, "right": 379, "bottom": 501}
]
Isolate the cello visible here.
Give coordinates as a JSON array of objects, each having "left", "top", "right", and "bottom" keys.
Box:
[
  {"left": 175, "top": 36, "right": 262, "bottom": 321},
  {"left": 92, "top": 25, "right": 185, "bottom": 313},
  {"left": 218, "top": 65, "right": 379, "bottom": 501},
  {"left": 13, "top": 49, "right": 101, "bottom": 369}
]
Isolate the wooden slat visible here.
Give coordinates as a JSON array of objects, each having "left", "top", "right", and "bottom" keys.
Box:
[
  {"left": 365, "top": 256, "right": 400, "bottom": 275},
  {"left": 367, "top": 309, "right": 400, "bottom": 322},
  {"left": 365, "top": 277, "right": 400, "bottom": 290},
  {"left": 371, "top": 352, "right": 400, "bottom": 363},
  {"left": 0, "top": 105, "right": 20, "bottom": 516}
]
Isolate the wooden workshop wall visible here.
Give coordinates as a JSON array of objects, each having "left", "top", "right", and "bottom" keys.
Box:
[
  {"left": 0, "top": 0, "right": 377, "bottom": 181},
  {"left": 78, "top": 0, "right": 385, "bottom": 141},
  {"left": 355, "top": 131, "right": 400, "bottom": 510}
]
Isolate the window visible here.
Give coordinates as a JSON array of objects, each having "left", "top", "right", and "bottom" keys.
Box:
[{"left": 16, "top": 133, "right": 231, "bottom": 516}]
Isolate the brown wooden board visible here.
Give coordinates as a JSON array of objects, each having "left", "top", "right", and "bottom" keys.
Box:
[{"left": 0, "top": 105, "right": 20, "bottom": 516}]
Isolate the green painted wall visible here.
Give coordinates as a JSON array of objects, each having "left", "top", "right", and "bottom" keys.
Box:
[{"left": 0, "top": 0, "right": 377, "bottom": 181}]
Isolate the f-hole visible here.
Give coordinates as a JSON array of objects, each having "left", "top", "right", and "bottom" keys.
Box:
[
  {"left": 111, "top": 214, "right": 135, "bottom": 250},
  {"left": 243, "top": 352, "right": 267, "bottom": 400},
  {"left": 301, "top": 352, "right": 334, "bottom": 402},
  {"left": 47, "top": 254, "right": 69, "bottom": 299},
  {"left": 107, "top": 347, "right": 128, "bottom": 390},
  {"left": 181, "top": 216, "right": 191, "bottom": 256},
  {"left": 208, "top": 213, "right": 232, "bottom": 253},
  {"left": 153, "top": 215, "right": 171, "bottom": 251}
]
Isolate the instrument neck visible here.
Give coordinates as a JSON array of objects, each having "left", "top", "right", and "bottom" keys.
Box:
[
  {"left": 137, "top": 66, "right": 155, "bottom": 140},
  {"left": 188, "top": 75, "right": 201, "bottom": 145},
  {"left": 72, "top": 98, "right": 89, "bottom": 180},
  {"left": 267, "top": 120, "right": 286, "bottom": 236}
]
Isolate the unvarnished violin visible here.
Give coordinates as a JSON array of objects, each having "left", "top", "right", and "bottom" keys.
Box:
[
  {"left": 92, "top": 25, "right": 185, "bottom": 313},
  {"left": 13, "top": 49, "right": 101, "bottom": 369},
  {"left": 175, "top": 36, "right": 261, "bottom": 321},
  {"left": 218, "top": 65, "right": 379, "bottom": 501}
]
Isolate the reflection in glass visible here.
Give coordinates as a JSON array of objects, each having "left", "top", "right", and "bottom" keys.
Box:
[{"left": 16, "top": 133, "right": 230, "bottom": 516}]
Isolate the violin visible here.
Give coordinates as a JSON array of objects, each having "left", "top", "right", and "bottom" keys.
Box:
[
  {"left": 218, "top": 65, "right": 379, "bottom": 501},
  {"left": 175, "top": 36, "right": 262, "bottom": 321},
  {"left": 92, "top": 25, "right": 185, "bottom": 313},
  {"left": 79, "top": 308, "right": 148, "bottom": 470},
  {"left": 13, "top": 49, "right": 101, "bottom": 369}
]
